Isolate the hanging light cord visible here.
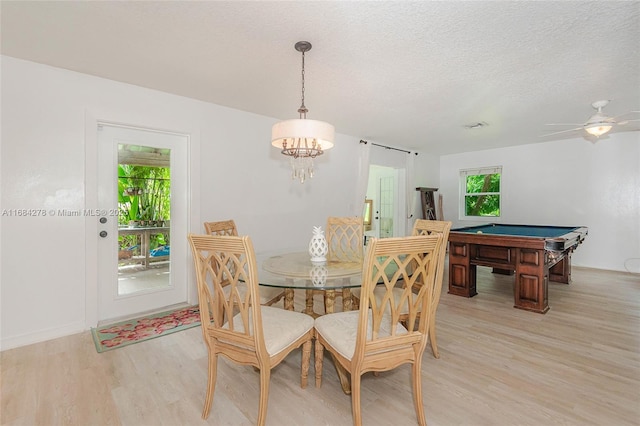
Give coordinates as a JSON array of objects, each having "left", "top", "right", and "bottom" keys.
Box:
[
  {"left": 298, "top": 49, "right": 308, "bottom": 118},
  {"left": 271, "top": 40, "right": 334, "bottom": 183}
]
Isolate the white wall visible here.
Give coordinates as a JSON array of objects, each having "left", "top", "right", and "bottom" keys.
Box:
[
  {"left": 0, "top": 56, "right": 438, "bottom": 350},
  {"left": 7, "top": 55, "right": 630, "bottom": 350},
  {"left": 439, "top": 133, "right": 640, "bottom": 272}
]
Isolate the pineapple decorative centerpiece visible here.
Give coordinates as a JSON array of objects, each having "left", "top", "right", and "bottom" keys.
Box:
[{"left": 308, "top": 226, "right": 328, "bottom": 263}]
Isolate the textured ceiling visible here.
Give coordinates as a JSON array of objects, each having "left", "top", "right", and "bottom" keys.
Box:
[{"left": 2, "top": 1, "right": 639, "bottom": 155}]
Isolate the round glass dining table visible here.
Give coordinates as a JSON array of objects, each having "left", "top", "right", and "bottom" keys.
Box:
[
  {"left": 256, "top": 250, "right": 363, "bottom": 394},
  {"left": 257, "top": 251, "right": 363, "bottom": 317}
]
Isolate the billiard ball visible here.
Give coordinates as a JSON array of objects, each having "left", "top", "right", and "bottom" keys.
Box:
[{"left": 477, "top": 230, "right": 483, "bottom": 234}]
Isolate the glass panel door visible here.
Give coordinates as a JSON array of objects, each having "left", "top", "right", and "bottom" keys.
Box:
[
  {"left": 379, "top": 176, "right": 394, "bottom": 238},
  {"left": 97, "top": 124, "right": 188, "bottom": 322}
]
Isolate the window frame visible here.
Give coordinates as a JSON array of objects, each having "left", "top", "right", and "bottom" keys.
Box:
[{"left": 459, "top": 166, "right": 502, "bottom": 221}]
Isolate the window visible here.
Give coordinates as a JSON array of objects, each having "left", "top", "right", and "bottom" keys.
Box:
[{"left": 460, "top": 166, "right": 501, "bottom": 219}]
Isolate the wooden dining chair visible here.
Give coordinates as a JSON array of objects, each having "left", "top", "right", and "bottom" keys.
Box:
[
  {"left": 326, "top": 216, "right": 365, "bottom": 263},
  {"left": 203, "top": 219, "right": 238, "bottom": 236},
  {"left": 188, "top": 234, "right": 314, "bottom": 425},
  {"left": 204, "top": 220, "right": 285, "bottom": 307},
  {"left": 307, "top": 216, "right": 364, "bottom": 315},
  {"left": 410, "top": 219, "right": 452, "bottom": 359},
  {"left": 314, "top": 234, "right": 446, "bottom": 426},
  {"left": 352, "top": 220, "right": 452, "bottom": 358}
]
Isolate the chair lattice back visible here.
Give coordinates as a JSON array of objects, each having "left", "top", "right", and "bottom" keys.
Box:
[
  {"left": 203, "top": 220, "right": 240, "bottom": 287},
  {"left": 412, "top": 219, "right": 451, "bottom": 238},
  {"left": 188, "top": 234, "right": 267, "bottom": 357},
  {"left": 355, "top": 235, "right": 444, "bottom": 361},
  {"left": 411, "top": 219, "right": 451, "bottom": 292},
  {"left": 410, "top": 219, "right": 452, "bottom": 358},
  {"left": 204, "top": 220, "right": 238, "bottom": 236},
  {"left": 326, "top": 216, "right": 364, "bottom": 263},
  {"left": 203, "top": 219, "right": 285, "bottom": 308}
]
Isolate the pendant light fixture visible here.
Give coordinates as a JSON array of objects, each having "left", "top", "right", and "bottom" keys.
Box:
[{"left": 271, "top": 41, "right": 335, "bottom": 183}]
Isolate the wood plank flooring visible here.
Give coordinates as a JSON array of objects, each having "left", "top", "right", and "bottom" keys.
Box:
[{"left": 2, "top": 264, "right": 639, "bottom": 425}]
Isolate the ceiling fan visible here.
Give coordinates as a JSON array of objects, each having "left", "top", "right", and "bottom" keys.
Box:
[{"left": 542, "top": 100, "right": 640, "bottom": 138}]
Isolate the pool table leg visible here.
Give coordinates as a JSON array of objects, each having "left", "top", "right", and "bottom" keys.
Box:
[
  {"left": 514, "top": 248, "right": 550, "bottom": 314},
  {"left": 549, "top": 255, "right": 571, "bottom": 283},
  {"left": 448, "top": 242, "right": 478, "bottom": 298}
]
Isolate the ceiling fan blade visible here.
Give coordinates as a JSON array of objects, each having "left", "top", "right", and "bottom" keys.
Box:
[
  {"left": 540, "top": 127, "right": 583, "bottom": 137},
  {"left": 615, "top": 110, "right": 640, "bottom": 115},
  {"left": 545, "top": 123, "right": 583, "bottom": 126},
  {"left": 611, "top": 111, "right": 640, "bottom": 120},
  {"left": 618, "top": 118, "right": 640, "bottom": 125}
]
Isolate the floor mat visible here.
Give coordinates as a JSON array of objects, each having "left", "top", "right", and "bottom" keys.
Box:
[{"left": 91, "top": 305, "right": 200, "bottom": 352}]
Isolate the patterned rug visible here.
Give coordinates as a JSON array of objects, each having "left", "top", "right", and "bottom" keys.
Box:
[{"left": 91, "top": 305, "right": 201, "bottom": 353}]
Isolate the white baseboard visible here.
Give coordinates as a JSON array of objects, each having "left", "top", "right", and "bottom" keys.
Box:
[{"left": 0, "top": 320, "right": 86, "bottom": 352}]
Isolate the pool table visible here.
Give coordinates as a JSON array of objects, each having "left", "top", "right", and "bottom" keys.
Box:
[{"left": 448, "top": 224, "right": 588, "bottom": 313}]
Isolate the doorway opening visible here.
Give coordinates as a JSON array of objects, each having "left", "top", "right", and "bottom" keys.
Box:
[{"left": 365, "top": 164, "right": 406, "bottom": 240}]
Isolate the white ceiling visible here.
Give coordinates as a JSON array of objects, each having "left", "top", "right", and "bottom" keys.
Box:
[{"left": 2, "top": 1, "right": 639, "bottom": 156}]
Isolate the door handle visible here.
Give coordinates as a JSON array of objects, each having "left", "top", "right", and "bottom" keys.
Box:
[{"left": 99, "top": 231, "right": 108, "bottom": 238}]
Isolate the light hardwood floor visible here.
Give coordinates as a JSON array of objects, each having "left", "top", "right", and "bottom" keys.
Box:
[{"left": 2, "top": 263, "right": 639, "bottom": 425}]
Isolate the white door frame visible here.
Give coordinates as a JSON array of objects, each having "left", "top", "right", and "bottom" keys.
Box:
[
  {"left": 98, "top": 124, "right": 189, "bottom": 321},
  {"left": 84, "top": 112, "right": 199, "bottom": 327}
]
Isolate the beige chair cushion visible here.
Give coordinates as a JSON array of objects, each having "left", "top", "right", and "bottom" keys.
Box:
[
  {"left": 224, "top": 306, "right": 314, "bottom": 356},
  {"left": 314, "top": 310, "right": 407, "bottom": 360}
]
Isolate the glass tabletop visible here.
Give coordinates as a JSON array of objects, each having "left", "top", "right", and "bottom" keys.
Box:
[{"left": 256, "top": 251, "right": 363, "bottom": 290}]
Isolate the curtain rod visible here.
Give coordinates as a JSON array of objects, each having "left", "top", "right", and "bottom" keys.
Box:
[{"left": 359, "top": 139, "right": 418, "bottom": 155}]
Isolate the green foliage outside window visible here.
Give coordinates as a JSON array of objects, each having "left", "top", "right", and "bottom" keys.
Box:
[
  {"left": 465, "top": 173, "right": 501, "bottom": 217},
  {"left": 118, "top": 164, "right": 171, "bottom": 251},
  {"left": 118, "top": 164, "right": 171, "bottom": 224}
]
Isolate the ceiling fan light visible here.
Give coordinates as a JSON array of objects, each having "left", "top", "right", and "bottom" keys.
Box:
[{"left": 585, "top": 123, "right": 612, "bottom": 137}]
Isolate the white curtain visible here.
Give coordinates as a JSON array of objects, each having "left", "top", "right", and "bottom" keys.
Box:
[
  {"left": 351, "top": 141, "right": 371, "bottom": 217},
  {"left": 405, "top": 152, "right": 418, "bottom": 235}
]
